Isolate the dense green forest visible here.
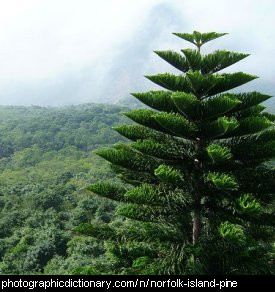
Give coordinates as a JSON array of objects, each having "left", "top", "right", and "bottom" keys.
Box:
[
  {"left": 0, "top": 101, "right": 274, "bottom": 275},
  {"left": 0, "top": 104, "right": 130, "bottom": 274}
]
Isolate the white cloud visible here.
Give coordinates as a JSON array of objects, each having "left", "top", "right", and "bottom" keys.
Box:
[
  {"left": 0, "top": 0, "right": 274, "bottom": 105},
  {"left": 0, "top": 0, "right": 159, "bottom": 81}
]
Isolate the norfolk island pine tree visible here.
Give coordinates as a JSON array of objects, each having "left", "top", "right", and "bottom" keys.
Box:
[{"left": 76, "top": 31, "right": 275, "bottom": 275}]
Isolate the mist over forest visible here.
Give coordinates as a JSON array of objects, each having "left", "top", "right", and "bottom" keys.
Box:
[{"left": 0, "top": 0, "right": 274, "bottom": 107}]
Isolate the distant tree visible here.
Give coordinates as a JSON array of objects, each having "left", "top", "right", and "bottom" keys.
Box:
[{"left": 77, "top": 31, "right": 275, "bottom": 274}]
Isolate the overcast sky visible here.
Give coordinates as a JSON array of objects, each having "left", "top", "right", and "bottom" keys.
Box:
[{"left": 0, "top": 0, "right": 274, "bottom": 106}]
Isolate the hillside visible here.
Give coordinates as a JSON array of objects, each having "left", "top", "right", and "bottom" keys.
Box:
[{"left": 0, "top": 103, "right": 129, "bottom": 274}]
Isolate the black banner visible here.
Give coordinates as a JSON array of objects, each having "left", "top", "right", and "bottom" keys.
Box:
[{"left": 0, "top": 275, "right": 273, "bottom": 290}]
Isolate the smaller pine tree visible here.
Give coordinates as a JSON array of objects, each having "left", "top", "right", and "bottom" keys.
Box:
[{"left": 76, "top": 31, "right": 275, "bottom": 275}]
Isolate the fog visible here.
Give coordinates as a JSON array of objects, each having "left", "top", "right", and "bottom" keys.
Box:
[{"left": 0, "top": 0, "right": 274, "bottom": 106}]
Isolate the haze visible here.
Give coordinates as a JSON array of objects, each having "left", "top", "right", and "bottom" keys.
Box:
[{"left": 0, "top": 0, "right": 274, "bottom": 106}]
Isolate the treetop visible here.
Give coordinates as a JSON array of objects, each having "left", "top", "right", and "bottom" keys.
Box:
[{"left": 173, "top": 31, "right": 228, "bottom": 49}]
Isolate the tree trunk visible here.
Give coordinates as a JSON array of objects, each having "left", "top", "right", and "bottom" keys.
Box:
[
  {"left": 193, "top": 208, "right": 201, "bottom": 244},
  {"left": 193, "top": 138, "right": 203, "bottom": 245}
]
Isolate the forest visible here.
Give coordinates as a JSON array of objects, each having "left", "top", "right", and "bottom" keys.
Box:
[{"left": 0, "top": 103, "right": 130, "bottom": 274}]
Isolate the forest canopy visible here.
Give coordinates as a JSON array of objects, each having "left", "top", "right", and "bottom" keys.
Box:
[{"left": 0, "top": 103, "right": 129, "bottom": 274}]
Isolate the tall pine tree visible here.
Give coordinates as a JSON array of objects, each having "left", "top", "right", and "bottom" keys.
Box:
[{"left": 77, "top": 31, "right": 275, "bottom": 275}]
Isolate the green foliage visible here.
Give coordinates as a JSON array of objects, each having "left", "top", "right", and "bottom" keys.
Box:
[
  {"left": 154, "top": 164, "right": 184, "bottom": 185},
  {"left": 113, "top": 125, "right": 163, "bottom": 142},
  {"left": 218, "top": 221, "right": 246, "bottom": 245},
  {"left": 131, "top": 91, "right": 178, "bottom": 113},
  {"left": 237, "top": 116, "right": 273, "bottom": 135},
  {"left": 124, "top": 109, "right": 162, "bottom": 131},
  {"left": 171, "top": 91, "right": 199, "bottom": 116},
  {"left": 87, "top": 182, "right": 126, "bottom": 202},
  {"left": 173, "top": 31, "right": 228, "bottom": 47},
  {"left": 0, "top": 104, "right": 128, "bottom": 157},
  {"left": 97, "top": 146, "right": 159, "bottom": 172},
  {"left": 235, "top": 92, "right": 272, "bottom": 110},
  {"left": 153, "top": 112, "right": 197, "bottom": 138},
  {"left": 201, "top": 50, "right": 249, "bottom": 74},
  {"left": 124, "top": 184, "right": 161, "bottom": 205},
  {"left": 204, "top": 116, "right": 239, "bottom": 138},
  {"left": 206, "top": 144, "right": 232, "bottom": 163},
  {"left": 0, "top": 104, "right": 127, "bottom": 274},
  {"left": 237, "top": 194, "right": 261, "bottom": 215},
  {"left": 80, "top": 31, "right": 274, "bottom": 275},
  {"left": 201, "top": 95, "right": 241, "bottom": 119},
  {"left": 206, "top": 172, "right": 239, "bottom": 191},
  {"left": 132, "top": 139, "right": 185, "bottom": 160},
  {"left": 75, "top": 223, "right": 116, "bottom": 240},
  {"left": 154, "top": 50, "right": 190, "bottom": 72}
]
